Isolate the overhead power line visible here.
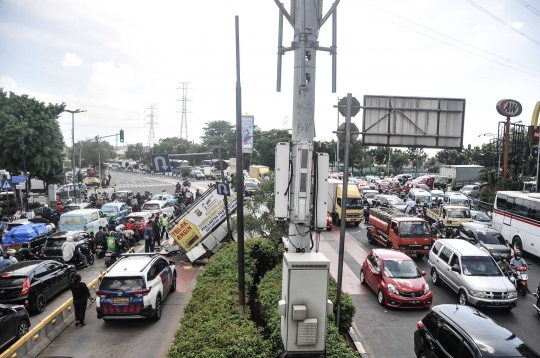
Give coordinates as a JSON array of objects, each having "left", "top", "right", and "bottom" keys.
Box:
[
  {"left": 357, "top": 0, "right": 540, "bottom": 73},
  {"left": 465, "top": 0, "right": 540, "bottom": 46},
  {"left": 515, "top": 0, "right": 540, "bottom": 18}
]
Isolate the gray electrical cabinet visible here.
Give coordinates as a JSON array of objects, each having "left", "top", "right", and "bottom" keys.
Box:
[{"left": 280, "top": 253, "right": 331, "bottom": 355}]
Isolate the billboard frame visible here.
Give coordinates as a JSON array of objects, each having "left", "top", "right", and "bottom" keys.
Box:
[{"left": 362, "top": 95, "right": 466, "bottom": 149}]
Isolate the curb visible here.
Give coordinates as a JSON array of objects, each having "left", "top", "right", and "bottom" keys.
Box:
[{"left": 349, "top": 324, "right": 368, "bottom": 358}]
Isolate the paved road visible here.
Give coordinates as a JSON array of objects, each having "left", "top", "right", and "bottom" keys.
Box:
[{"left": 318, "top": 224, "right": 540, "bottom": 358}]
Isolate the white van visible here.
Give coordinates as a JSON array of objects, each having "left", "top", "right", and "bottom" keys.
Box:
[
  {"left": 59, "top": 209, "right": 108, "bottom": 233},
  {"left": 408, "top": 189, "right": 432, "bottom": 205}
]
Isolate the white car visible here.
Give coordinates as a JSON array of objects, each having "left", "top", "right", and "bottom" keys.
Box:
[
  {"left": 95, "top": 253, "right": 177, "bottom": 321},
  {"left": 141, "top": 200, "right": 175, "bottom": 218}
]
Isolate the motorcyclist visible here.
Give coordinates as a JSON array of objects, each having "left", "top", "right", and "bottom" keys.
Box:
[
  {"left": 196, "top": 189, "right": 201, "bottom": 199},
  {"left": 62, "top": 236, "right": 88, "bottom": 268},
  {"left": 510, "top": 249, "right": 528, "bottom": 269},
  {"left": 107, "top": 216, "right": 117, "bottom": 232},
  {"left": 497, "top": 256, "right": 512, "bottom": 275},
  {"left": 136, "top": 191, "right": 143, "bottom": 206},
  {"left": 16, "top": 243, "right": 31, "bottom": 261},
  {"left": 55, "top": 201, "right": 63, "bottom": 215},
  {"left": 363, "top": 206, "right": 370, "bottom": 222},
  {"left": 0, "top": 252, "right": 12, "bottom": 269},
  {"left": 451, "top": 228, "right": 460, "bottom": 239},
  {"left": 72, "top": 234, "right": 89, "bottom": 267},
  {"left": 175, "top": 182, "right": 181, "bottom": 192},
  {"left": 106, "top": 231, "right": 120, "bottom": 257},
  {"left": 94, "top": 226, "right": 108, "bottom": 248},
  {"left": 126, "top": 218, "right": 137, "bottom": 232}
]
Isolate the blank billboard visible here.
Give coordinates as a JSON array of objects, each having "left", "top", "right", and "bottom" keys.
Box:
[{"left": 362, "top": 95, "right": 466, "bottom": 149}]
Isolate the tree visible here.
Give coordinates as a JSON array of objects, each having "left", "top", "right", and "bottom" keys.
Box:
[
  {"left": 390, "top": 149, "right": 409, "bottom": 174},
  {"left": 125, "top": 143, "right": 144, "bottom": 161},
  {"left": 369, "top": 147, "right": 389, "bottom": 166},
  {"left": 252, "top": 129, "right": 291, "bottom": 168},
  {"left": 68, "top": 140, "right": 115, "bottom": 171},
  {"left": 0, "top": 89, "right": 65, "bottom": 189},
  {"left": 201, "top": 120, "right": 236, "bottom": 158},
  {"left": 406, "top": 147, "right": 427, "bottom": 172}
]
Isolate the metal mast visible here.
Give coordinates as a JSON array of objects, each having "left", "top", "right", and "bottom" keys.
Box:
[
  {"left": 144, "top": 104, "right": 158, "bottom": 149},
  {"left": 177, "top": 82, "right": 191, "bottom": 140}
]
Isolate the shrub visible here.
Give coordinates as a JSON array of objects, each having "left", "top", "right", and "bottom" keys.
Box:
[
  {"left": 258, "top": 264, "right": 357, "bottom": 358},
  {"left": 167, "top": 239, "right": 276, "bottom": 358}
]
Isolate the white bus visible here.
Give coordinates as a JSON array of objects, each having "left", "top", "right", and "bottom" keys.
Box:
[{"left": 493, "top": 191, "right": 540, "bottom": 258}]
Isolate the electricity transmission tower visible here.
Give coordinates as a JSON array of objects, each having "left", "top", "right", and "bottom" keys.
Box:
[
  {"left": 176, "top": 82, "right": 191, "bottom": 140},
  {"left": 144, "top": 103, "right": 158, "bottom": 149}
]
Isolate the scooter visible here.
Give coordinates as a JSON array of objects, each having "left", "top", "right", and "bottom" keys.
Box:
[
  {"left": 65, "top": 244, "right": 95, "bottom": 269},
  {"left": 95, "top": 244, "right": 106, "bottom": 259},
  {"left": 104, "top": 250, "right": 118, "bottom": 268},
  {"left": 513, "top": 266, "right": 530, "bottom": 297}
]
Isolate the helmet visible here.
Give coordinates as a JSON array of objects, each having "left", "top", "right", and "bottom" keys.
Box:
[
  {"left": 437, "top": 218, "right": 443, "bottom": 223},
  {"left": 502, "top": 257, "right": 507, "bottom": 262},
  {"left": 137, "top": 191, "right": 140, "bottom": 194},
  {"left": 116, "top": 224, "right": 125, "bottom": 232},
  {"left": 2, "top": 252, "right": 9, "bottom": 260},
  {"left": 129, "top": 218, "right": 135, "bottom": 223},
  {"left": 21, "top": 243, "right": 29, "bottom": 248},
  {"left": 44, "top": 204, "right": 48, "bottom": 208},
  {"left": 253, "top": 244, "right": 260, "bottom": 251},
  {"left": 514, "top": 249, "right": 522, "bottom": 259},
  {"left": 162, "top": 189, "right": 166, "bottom": 193}
]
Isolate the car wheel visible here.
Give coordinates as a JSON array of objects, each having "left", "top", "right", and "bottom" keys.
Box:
[
  {"left": 35, "top": 293, "right": 46, "bottom": 313},
  {"left": 152, "top": 295, "right": 162, "bottom": 321},
  {"left": 377, "top": 290, "right": 385, "bottom": 306},
  {"left": 512, "top": 237, "right": 523, "bottom": 253},
  {"left": 17, "top": 320, "right": 30, "bottom": 338},
  {"left": 431, "top": 268, "right": 441, "bottom": 286},
  {"left": 458, "top": 290, "right": 468, "bottom": 306},
  {"left": 367, "top": 230, "right": 375, "bottom": 245},
  {"left": 418, "top": 353, "right": 428, "bottom": 358},
  {"left": 170, "top": 273, "right": 177, "bottom": 292},
  {"left": 88, "top": 254, "right": 95, "bottom": 266},
  {"left": 360, "top": 270, "right": 367, "bottom": 285}
]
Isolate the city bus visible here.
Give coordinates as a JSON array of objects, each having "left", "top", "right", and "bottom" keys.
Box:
[{"left": 493, "top": 191, "right": 540, "bottom": 258}]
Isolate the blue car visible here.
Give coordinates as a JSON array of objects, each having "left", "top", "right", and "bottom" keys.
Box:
[{"left": 101, "top": 202, "right": 130, "bottom": 223}]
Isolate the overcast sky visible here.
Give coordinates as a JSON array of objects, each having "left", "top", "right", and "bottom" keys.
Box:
[{"left": 1, "top": 0, "right": 539, "bottom": 153}]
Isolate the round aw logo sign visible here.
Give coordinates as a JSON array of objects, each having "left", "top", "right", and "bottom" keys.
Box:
[{"left": 496, "top": 99, "right": 522, "bottom": 117}]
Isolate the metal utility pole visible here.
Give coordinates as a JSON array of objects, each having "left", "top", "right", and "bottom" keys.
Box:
[
  {"left": 144, "top": 104, "right": 158, "bottom": 150},
  {"left": 336, "top": 97, "right": 340, "bottom": 171},
  {"left": 177, "top": 82, "right": 192, "bottom": 140},
  {"left": 19, "top": 116, "right": 28, "bottom": 211},
  {"left": 64, "top": 109, "right": 86, "bottom": 191},
  {"left": 235, "top": 15, "right": 245, "bottom": 316},
  {"left": 503, "top": 116, "right": 510, "bottom": 180}
]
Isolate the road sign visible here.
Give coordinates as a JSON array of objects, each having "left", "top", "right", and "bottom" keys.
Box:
[
  {"left": 15, "top": 184, "right": 25, "bottom": 190},
  {"left": 151, "top": 154, "right": 171, "bottom": 173},
  {"left": 11, "top": 176, "right": 26, "bottom": 183},
  {"left": 213, "top": 147, "right": 228, "bottom": 157},
  {"left": 336, "top": 122, "right": 360, "bottom": 143},
  {"left": 338, "top": 96, "right": 361, "bottom": 117},
  {"left": 496, "top": 99, "right": 522, "bottom": 117},
  {"left": 214, "top": 161, "right": 229, "bottom": 170},
  {"left": 1, "top": 179, "right": 12, "bottom": 191},
  {"left": 216, "top": 182, "right": 231, "bottom": 197}
]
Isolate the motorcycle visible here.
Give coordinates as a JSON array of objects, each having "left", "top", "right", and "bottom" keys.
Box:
[
  {"left": 95, "top": 244, "right": 106, "bottom": 259},
  {"left": 183, "top": 180, "right": 191, "bottom": 187},
  {"left": 513, "top": 266, "right": 530, "bottom": 297},
  {"left": 65, "top": 243, "right": 95, "bottom": 269},
  {"left": 533, "top": 282, "right": 539, "bottom": 315},
  {"left": 104, "top": 250, "right": 118, "bottom": 268}
]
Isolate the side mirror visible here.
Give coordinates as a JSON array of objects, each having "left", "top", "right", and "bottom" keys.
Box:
[
  {"left": 421, "top": 271, "right": 426, "bottom": 276},
  {"left": 169, "top": 260, "right": 175, "bottom": 266},
  {"left": 451, "top": 265, "right": 460, "bottom": 273}
]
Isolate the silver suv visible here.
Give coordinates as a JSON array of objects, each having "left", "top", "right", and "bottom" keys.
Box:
[{"left": 428, "top": 239, "right": 517, "bottom": 310}]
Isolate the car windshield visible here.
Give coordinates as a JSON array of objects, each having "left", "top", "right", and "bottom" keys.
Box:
[
  {"left": 461, "top": 256, "right": 501, "bottom": 276},
  {"left": 415, "top": 195, "right": 431, "bottom": 203},
  {"left": 245, "top": 182, "right": 257, "bottom": 188},
  {"left": 383, "top": 260, "right": 421, "bottom": 279},
  {"left": 363, "top": 192, "right": 376, "bottom": 199},
  {"left": 130, "top": 216, "right": 145, "bottom": 223},
  {"left": 474, "top": 212, "right": 491, "bottom": 222},
  {"left": 151, "top": 195, "right": 167, "bottom": 201},
  {"left": 450, "top": 198, "right": 469, "bottom": 205},
  {"left": 100, "top": 277, "right": 144, "bottom": 292},
  {"left": 346, "top": 198, "right": 363, "bottom": 209},
  {"left": 447, "top": 208, "right": 471, "bottom": 218},
  {"left": 59, "top": 216, "right": 84, "bottom": 226},
  {"left": 142, "top": 204, "right": 160, "bottom": 211},
  {"left": 399, "top": 221, "right": 430, "bottom": 238},
  {"left": 435, "top": 176, "right": 449, "bottom": 184},
  {"left": 386, "top": 197, "right": 404, "bottom": 205},
  {"left": 462, "top": 186, "right": 474, "bottom": 190},
  {"left": 101, "top": 206, "right": 118, "bottom": 213},
  {"left": 476, "top": 231, "right": 506, "bottom": 245}
]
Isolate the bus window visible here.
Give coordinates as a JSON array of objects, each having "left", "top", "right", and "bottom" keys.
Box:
[
  {"left": 505, "top": 197, "right": 514, "bottom": 212},
  {"left": 514, "top": 198, "right": 529, "bottom": 217},
  {"left": 496, "top": 194, "right": 507, "bottom": 210},
  {"left": 530, "top": 201, "right": 540, "bottom": 221}
]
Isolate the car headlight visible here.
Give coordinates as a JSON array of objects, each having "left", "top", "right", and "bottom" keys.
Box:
[
  {"left": 423, "top": 284, "right": 430, "bottom": 294},
  {"left": 469, "top": 290, "right": 486, "bottom": 298},
  {"left": 387, "top": 284, "right": 399, "bottom": 295},
  {"left": 508, "top": 291, "right": 517, "bottom": 299}
]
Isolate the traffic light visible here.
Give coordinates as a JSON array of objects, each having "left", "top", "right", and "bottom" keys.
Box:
[
  {"left": 77, "top": 172, "right": 83, "bottom": 186},
  {"left": 120, "top": 129, "right": 124, "bottom": 143}
]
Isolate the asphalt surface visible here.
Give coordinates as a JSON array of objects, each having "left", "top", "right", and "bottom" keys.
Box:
[{"left": 319, "top": 224, "right": 540, "bottom": 358}]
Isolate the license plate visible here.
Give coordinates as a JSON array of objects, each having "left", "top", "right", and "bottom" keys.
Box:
[
  {"left": 410, "top": 300, "right": 420, "bottom": 304},
  {"left": 410, "top": 251, "right": 419, "bottom": 254},
  {"left": 490, "top": 301, "right": 505, "bottom": 306},
  {"left": 112, "top": 297, "right": 129, "bottom": 303}
]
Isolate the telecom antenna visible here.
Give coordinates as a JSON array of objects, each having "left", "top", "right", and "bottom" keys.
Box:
[
  {"left": 144, "top": 103, "right": 159, "bottom": 148},
  {"left": 176, "top": 82, "right": 192, "bottom": 140}
]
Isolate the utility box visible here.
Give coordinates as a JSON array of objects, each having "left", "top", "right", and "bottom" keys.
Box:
[
  {"left": 280, "top": 253, "right": 330, "bottom": 355},
  {"left": 315, "top": 153, "right": 329, "bottom": 230},
  {"left": 274, "top": 142, "right": 290, "bottom": 220}
]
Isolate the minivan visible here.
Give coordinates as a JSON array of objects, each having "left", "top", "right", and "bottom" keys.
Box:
[
  {"left": 408, "top": 189, "right": 432, "bottom": 205},
  {"left": 444, "top": 192, "right": 469, "bottom": 206},
  {"left": 58, "top": 209, "right": 108, "bottom": 233},
  {"left": 428, "top": 239, "right": 517, "bottom": 309}
]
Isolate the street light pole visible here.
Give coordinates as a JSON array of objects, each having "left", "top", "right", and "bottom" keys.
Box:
[
  {"left": 20, "top": 116, "right": 28, "bottom": 212},
  {"left": 64, "top": 109, "right": 86, "bottom": 199}
]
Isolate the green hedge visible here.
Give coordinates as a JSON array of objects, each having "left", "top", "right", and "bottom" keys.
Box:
[
  {"left": 258, "top": 264, "right": 357, "bottom": 358},
  {"left": 167, "top": 239, "right": 277, "bottom": 358}
]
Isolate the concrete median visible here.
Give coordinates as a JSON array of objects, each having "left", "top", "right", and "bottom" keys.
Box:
[{"left": 0, "top": 275, "right": 101, "bottom": 358}]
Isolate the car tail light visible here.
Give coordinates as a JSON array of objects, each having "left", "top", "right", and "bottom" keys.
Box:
[
  {"left": 133, "top": 287, "right": 152, "bottom": 297},
  {"left": 20, "top": 278, "right": 31, "bottom": 296},
  {"left": 2, "top": 274, "right": 11, "bottom": 278},
  {"left": 417, "top": 321, "right": 424, "bottom": 330},
  {"left": 95, "top": 289, "right": 108, "bottom": 298},
  {"left": 41, "top": 247, "right": 45, "bottom": 254}
]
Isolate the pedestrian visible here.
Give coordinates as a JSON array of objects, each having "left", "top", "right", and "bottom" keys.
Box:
[
  {"left": 152, "top": 219, "right": 161, "bottom": 249},
  {"left": 144, "top": 220, "right": 154, "bottom": 253},
  {"left": 69, "top": 274, "right": 92, "bottom": 327},
  {"left": 160, "top": 214, "right": 169, "bottom": 242}
]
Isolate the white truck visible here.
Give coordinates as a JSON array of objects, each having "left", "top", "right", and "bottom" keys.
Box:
[
  {"left": 165, "top": 185, "right": 237, "bottom": 262},
  {"left": 203, "top": 166, "right": 220, "bottom": 180},
  {"left": 434, "top": 165, "right": 484, "bottom": 190}
]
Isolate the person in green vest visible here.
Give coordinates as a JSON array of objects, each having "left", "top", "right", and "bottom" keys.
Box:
[
  {"left": 160, "top": 214, "right": 169, "bottom": 241},
  {"left": 107, "top": 232, "right": 118, "bottom": 254},
  {"left": 113, "top": 184, "right": 119, "bottom": 192}
]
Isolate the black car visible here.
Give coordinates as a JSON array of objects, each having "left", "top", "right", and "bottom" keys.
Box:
[
  {"left": 0, "top": 303, "right": 30, "bottom": 350},
  {"left": 458, "top": 222, "right": 511, "bottom": 261},
  {"left": 57, "top": 184, "right": 87, "bottom": 199},
  {"left": 0, "top": 261, "right": 76, "bottom": 313},
  {"left": 41, "top": 231, "right": 95, "bottom": 263},
  {"left": 414, "top": 304, "right": 539, "bottom": 358}
]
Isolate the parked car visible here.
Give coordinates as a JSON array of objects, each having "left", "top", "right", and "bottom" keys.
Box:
[
  {"left": 190, "top": 171, "right": 205, "bottom": 181},
  {"left": 141, "top": 200, "right": 175, "bottom": 218},
  {"left": 57, "top": 183, "right": 87, "bottom": 199},
  {"left": 460, "top": 184, "right": 480, "bottom": 198},
  {"left": 0, "top": 261, "right": 76, "bottom": 313},
  {"left": 470, "top": 210, "right": 492, "bottom": 227},
  {"left": 360, "top": 249, "right": 432, "bottom": 308},
  {"left": 428, "top": 239, "right": 517, "bottom": 309},
  {"left": 101, "top": 202, "right": 130, "bottom": 223},
  {"left": 0, "top": 303, "right": 31, "bottom": 350},
  {"left": 458, "top": 222, "right": 511, "bottom": 261},
  {"left": 95, "top": 253, "right": 177, "bottom": 321},
  {"left": 414, "top": 304, "right": 539, "bottom": 358}
]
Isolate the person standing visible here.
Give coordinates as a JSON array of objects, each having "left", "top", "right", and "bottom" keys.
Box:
[
  {"left": 152, "top": 219, "right": 161, "bottom": 249},
  {"left": 144, "top": 220, "right": 154, "bottom": 253},
  {"left": 160, "top": 214, "right": 169, "bottom": 242},
  {"left": 69, "top": 274, "right": 92, "bottom": 327}
]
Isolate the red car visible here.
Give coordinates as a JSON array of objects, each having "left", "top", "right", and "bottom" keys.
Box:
[
  {"left": 124, "top": 212, "right": 154, "bottom": 236},
  {"left": 360, "top": 249, "right": 432, "bottom": 308}
]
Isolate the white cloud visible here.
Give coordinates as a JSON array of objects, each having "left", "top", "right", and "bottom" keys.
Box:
[
  {"left": 512, "top": 22, "right": 524, "bottom": 29},
  {"left": 61, "top": 52, "right": 82, "bottom": 67}
]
